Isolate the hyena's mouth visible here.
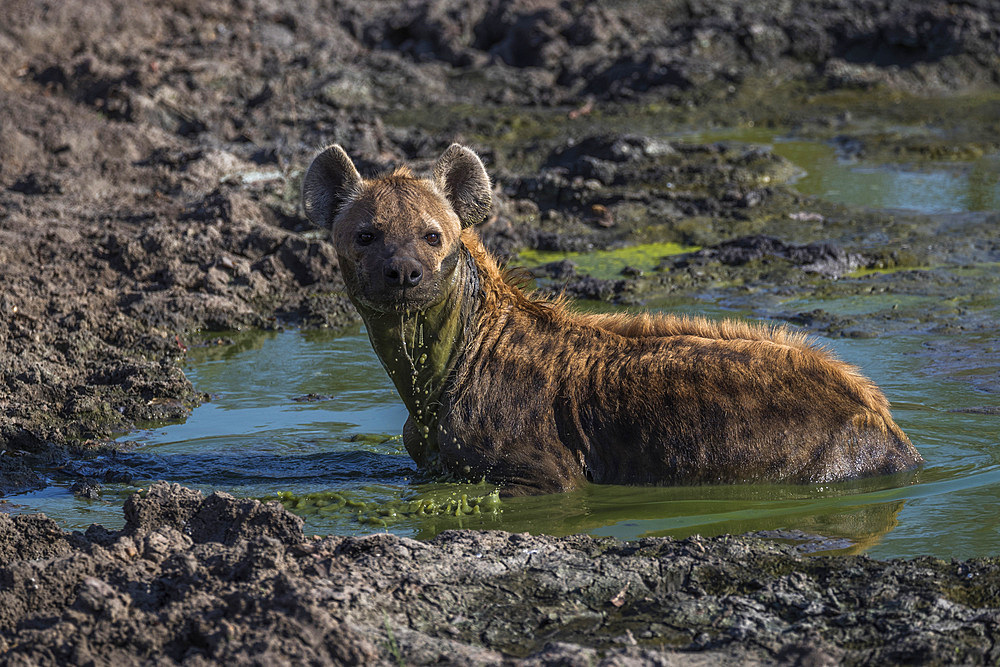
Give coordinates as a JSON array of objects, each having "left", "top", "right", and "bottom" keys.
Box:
[
  {"left": 359, "top": 271, "right": 457, "bottom": 314},
  {"left": 357, "top": 287, "right": 439, "bottom": 314}
]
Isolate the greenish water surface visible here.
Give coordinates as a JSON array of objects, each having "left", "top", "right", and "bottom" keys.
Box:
[
  {"left": 691, "top": 126, "right": 1000, "bottom": 213},
  {"left": 6, "top": 318, "right": 998, "bottom": 560}
]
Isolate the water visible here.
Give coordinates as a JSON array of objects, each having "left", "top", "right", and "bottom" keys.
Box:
[
  {"left": 5, "top": 319, "right": 998, "bottom": 560},
  {"left": 691, "top": 126, "right": 1000, "bottom": 214}
]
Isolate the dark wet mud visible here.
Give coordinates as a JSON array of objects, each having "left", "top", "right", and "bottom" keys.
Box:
[
  {"left": 2, "top": 0, "right": 1000, "bottom": 662},
  {"left": 5, "top": 483, "right": 1000, "bottom": 666}
]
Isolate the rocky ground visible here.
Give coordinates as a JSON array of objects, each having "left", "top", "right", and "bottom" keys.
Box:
[{"left": 1, "top": 0, "right": 999, "bottom": 662}]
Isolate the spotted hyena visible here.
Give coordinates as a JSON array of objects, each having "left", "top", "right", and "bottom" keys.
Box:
[{"left": 302, "top": 143, "right": 923, "bottom": 496}]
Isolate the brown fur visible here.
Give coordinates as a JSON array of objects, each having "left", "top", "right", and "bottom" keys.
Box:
[
  {"left": 303, "top": 144, "right": 923, "bottom": 496},
  {"left": 466, "top": 232, "right": 896, "bottom": 419}
]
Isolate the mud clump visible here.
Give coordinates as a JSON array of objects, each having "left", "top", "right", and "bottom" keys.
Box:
[
  {"left": 0, "top": 483, "right": 376, "bottom": 664},
  {"left": 2, "top": 483, "right": 1000, "bottom": 664},
  {"left": 676, "top": 234, "right": 867, "bottom": 278}
]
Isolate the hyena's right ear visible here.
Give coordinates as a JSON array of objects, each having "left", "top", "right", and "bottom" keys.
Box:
[{"left": 302, "top": 144, "right": 362, "bottom": 227}]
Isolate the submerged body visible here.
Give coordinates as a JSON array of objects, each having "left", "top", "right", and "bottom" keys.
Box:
[{"left": 303, "top": 143, "right": 923, "bottom": 496}]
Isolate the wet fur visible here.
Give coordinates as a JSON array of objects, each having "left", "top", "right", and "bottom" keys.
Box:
[
  {"left": 446, "top": 231, "right": 920, "bottom": 494},
  {"left": 304, "top": 144, "right": 923, "bottom": 496}
]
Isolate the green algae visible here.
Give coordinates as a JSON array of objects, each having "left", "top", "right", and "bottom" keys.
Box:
[
  {"left": 848, "top": 265, "right": 931, "bottom": 278},
  {"left": 517, "top": 242, "right": 698, "bottom": 280},
  {"left": 259, "top": 483, "right": 503, "bottom": 529},
  {"left": 345, "top": 433, "right": 407, "bottom": 455}
]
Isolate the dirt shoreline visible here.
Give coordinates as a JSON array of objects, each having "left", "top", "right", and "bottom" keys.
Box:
[
  {"left": 2, "top": 0, "right": 1000, "bottom": 662},
  {"left": 3, "top": 482, "right": 1000, "bottom": 665}
]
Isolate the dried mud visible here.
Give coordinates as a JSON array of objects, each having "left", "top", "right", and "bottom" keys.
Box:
[{"left": 2, "top": 0, "right": 1000, "bottom": 662}]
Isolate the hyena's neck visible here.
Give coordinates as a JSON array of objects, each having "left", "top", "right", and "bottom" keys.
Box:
[{"left": 360, "top": 247, "right": 482, "bottom": 429}]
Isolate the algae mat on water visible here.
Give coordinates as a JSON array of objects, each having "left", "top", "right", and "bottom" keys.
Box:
[{"left": 517, "top": 242, "right": 698, "bottom": 280}]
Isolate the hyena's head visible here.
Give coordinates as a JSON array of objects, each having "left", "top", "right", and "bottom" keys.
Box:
[{"left": 302, "top": 144, "right": 491, "bottom": 314}]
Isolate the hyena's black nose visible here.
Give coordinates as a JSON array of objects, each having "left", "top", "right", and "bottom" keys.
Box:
[{"left": 384, "top": 257, "right": 422, "bottom": 288}]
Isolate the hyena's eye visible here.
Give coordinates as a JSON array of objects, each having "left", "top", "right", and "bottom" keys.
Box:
[
  {"left": 356, "top": 231, "right": 375, "bottom": 246},
  {"left": 424, "top": 232, "right": 441, "bottom": 246}
]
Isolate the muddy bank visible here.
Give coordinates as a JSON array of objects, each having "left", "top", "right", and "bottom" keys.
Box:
[{"left": 1, "top": 483, "right": 999, "bottom": 665}]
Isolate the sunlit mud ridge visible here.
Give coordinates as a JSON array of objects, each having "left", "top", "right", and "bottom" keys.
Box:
[{"left": 2, "top": 483, "right": 1000, "bottom": 664}]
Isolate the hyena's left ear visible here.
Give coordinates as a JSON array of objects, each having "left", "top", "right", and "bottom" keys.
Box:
[
  {"left": 302, "top": 144, "right": 362, "bottom": 227},
  {"left": 433, "top": 144, "right": 492, "bottom": 228}
]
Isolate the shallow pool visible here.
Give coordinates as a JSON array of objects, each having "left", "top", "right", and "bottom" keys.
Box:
[
  {"left": 5, "top": 130, "right": 997, "bottom": 558},
  {"left": 6, "top": 317, "right": 998, "bottom": 560}
]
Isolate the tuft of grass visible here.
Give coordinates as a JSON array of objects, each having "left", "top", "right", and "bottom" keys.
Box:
[{"left": 383, "top": 613, "right": 404, "bottom": 667}]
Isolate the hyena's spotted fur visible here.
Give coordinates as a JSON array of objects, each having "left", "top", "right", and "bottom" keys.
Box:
[{"left": 303, "top": 143, "right": 923, "bottom": 496}]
